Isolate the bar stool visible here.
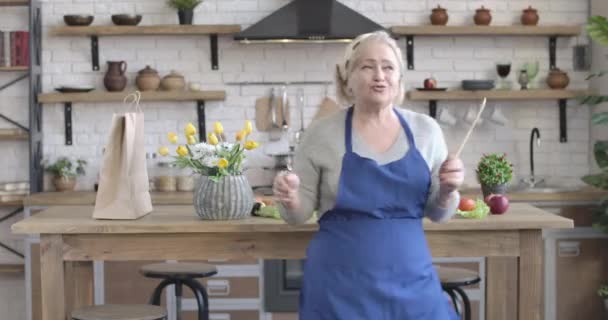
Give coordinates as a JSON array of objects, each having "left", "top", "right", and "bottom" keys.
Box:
[
  {"left": 140, "top": 262, "right": 218, "bottom": 320},
  {"left": 436, "top": 266, "right": 481, "bottom": 320},
  {"left": 71, "top": 304, "right": 167, "bottom": 320}
]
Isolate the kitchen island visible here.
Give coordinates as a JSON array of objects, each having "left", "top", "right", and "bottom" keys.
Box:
[{"left": 11, "top": 202, "right": 572, "bottom": 320}]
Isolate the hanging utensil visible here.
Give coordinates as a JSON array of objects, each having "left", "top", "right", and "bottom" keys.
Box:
[
  {"left": 281, "top": 85, "right": 289, "bottom": 131},
  {"left": 295, "top": 88, "right": 305, "bottom": 144},
  {"left": 269, "top": 87, "right": 278, "bottom": 129}
]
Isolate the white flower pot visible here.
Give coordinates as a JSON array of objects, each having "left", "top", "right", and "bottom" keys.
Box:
[{"left": 194, "top": 175, "right": 254, "bottom": 220}]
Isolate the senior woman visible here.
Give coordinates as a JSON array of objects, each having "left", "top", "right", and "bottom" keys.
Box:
[{"left": 273, "top": 30, "right": 464, "bottom": 319}]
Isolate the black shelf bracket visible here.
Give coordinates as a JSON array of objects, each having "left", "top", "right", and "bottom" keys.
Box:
[
  {"left": 197, "top": 100, "right": 206, "bottom": 142},
  {"left": 0, "top": 241, "right": 23, "bottom": 259},
  {"left": 429, "top": 100, "right": 437, "bottom": 118},
  {"left": 0, "top": 73, "right": 29, "bottom": 92},
  {"left": 559, "top": 99, "right": 567, "bottom": 143},
  {"left": 91, "top": 35, "right": 99, "bottom": 71},
  {"left": 0, "top": 207, "right": 23, "bottom": 223},
  {"left": 549, "top": 36, "right": 557, "bottom": 70},
  {"left": 405, "top": 36, "right": 414, "bottom": 70},
  {"left": 210, "top": 34, "right": 219, "bottom": 70},
  {"left": 64, "top": 102, "right": 72, "bottom": 145}
]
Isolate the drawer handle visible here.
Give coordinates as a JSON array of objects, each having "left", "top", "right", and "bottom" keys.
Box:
[
  {"left": 207, "top": 279, "right": 230, "bottom": 296},
  {"left": 210, "top": 313, "right": 230, "bottom": 320},
  {"left": 558, "top": 241, "right": 580, "bottom": 257}
]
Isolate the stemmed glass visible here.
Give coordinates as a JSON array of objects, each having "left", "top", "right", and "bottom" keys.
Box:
[{"left": 495, "top": 62, "right": 512, "bottom": 90}]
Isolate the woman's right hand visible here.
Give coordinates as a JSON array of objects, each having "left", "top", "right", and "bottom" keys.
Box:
[{"left": 272, "top": 172, "right": 301, "bottom": 210}]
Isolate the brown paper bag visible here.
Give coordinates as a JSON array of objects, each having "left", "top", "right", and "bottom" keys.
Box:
[{"left": 93, "top": 91, "right": 153, "bottom": 220}]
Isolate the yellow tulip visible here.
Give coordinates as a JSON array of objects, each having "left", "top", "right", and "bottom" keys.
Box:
[
  {"left": 207, "top": 133, "right": 219, "bottom": 145},
  {"left": 244, "top": 120, "right": 253, "bottom": 135},
  {"left": 176, "top": 145, "right": 189, "bottom": 157},
  {"left": 235, "top": 130, "right": 246, "bottom": 142},
  {"left": 187, "top": 135, "right": 197, "bottom": 145},
  {"left": 244, "top": 140, "right": 259, "bottom": 150},
  {"left": 158, "top": 146, "right": 169, "bottom": 156},
  {"left": 184, "top": 123, "right": 197, "bottom": 137},
  {"left": 167, "top": 132, "right": 178, "bottom": 144},
  {"left": 214, "top": 121, "right": 224, "bottom": 136},
  {"left": 217, "top": 158, "right": 229, "bottom": 169}
]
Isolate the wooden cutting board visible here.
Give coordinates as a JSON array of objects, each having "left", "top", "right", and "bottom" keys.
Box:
[
  {"left": 255, "top": 97, "right": 290, "bottom": 131},
  {"left": 313, "top": 97, "right": 341, "bottom": 121}
]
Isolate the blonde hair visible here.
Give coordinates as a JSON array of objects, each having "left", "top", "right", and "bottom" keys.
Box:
[{"left": 334, "top": 30, "right": 405, "bottom": 106}]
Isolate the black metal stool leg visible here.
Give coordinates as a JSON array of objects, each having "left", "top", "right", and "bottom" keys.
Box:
[
  {"left": 183, "top": 278, "right": 210, "bottom": 320},
  {"left": 443, "top": 287, "right": 461, "bottom": 316},
  {"left": 453, "top": 286, "right": 472, "bottom": 320},
  {"left": 175, "top": 280, "right": 183, "bottom": 320},
  {"left": 149, "top": 279, "right": 174, "bottom": 305}
]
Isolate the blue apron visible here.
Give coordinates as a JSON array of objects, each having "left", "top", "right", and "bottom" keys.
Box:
[{"left": 299, "top": 107, "right": 459, "bottom": 320}]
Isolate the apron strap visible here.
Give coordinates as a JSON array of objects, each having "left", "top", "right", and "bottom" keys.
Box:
[{"left": 345, "top": 106, "right": 417, "bottom": 152}]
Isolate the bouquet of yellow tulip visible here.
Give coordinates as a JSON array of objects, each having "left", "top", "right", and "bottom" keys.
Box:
[{"left": 159, "top": 120, "right": 260, "bottom": 182}]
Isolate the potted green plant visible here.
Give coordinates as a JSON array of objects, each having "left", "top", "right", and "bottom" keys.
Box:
[
  {"left": 476, "top": 153, "right": 513, "bottom": 198},
  {"left": 44, "top": 157, "right": 87, "bottom": 192},
  {"left": 167, "top": 0, "right": 202, "bottom": 25},
  {"left": 598, "top": 284, "right": 608, "bottom": 314},
  {"left": 580, "top": 15, "right": 608, "bottom": 233}
]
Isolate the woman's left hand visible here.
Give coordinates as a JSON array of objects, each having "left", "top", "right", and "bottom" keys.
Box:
[{"left": 438, "top": 154, "right": 464, "bottom": 196}]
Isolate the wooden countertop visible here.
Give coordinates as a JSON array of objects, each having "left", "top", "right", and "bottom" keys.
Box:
[
  {"left": 23, "top": 187, "right": 607, "bottom": 207},
  {"left": 11, "top": 203, "right": 573, "bottom": 234}
]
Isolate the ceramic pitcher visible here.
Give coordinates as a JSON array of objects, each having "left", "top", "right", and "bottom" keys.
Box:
[{"left": 104, "top": 61, "right": 127, "bottom": 92}]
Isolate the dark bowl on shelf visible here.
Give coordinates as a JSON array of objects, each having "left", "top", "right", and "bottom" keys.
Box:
[
  {"left": 461, "top": 80, "right": 495, "bottom": 90},
  {"left": 111, "top": 14, "right": 142, "bottom": 26},
  {"left": 63, "top": 15, "right": 94, "bottom": 26}
]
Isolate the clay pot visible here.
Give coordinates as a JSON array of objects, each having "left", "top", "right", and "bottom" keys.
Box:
[
  {"left": 474, "top": 6, "right": 492, "bottom": 26},
  {"left": 104, "top": 61, "right": 127, "bottom": 92},
  {"left": 136, "top": 65, "right": 161, "bottom": 91},
  {"left": 546, "top": 68, "right": 570, "bottom": 89},
  {"left": 430, "top": 6, "right": 449, "bottom": 26},
  {"left": 52, "top": 176, "right": 76, "bottom": 192},
  {"left": 521, "top": 6, "right": 539, "bottom": 26},
  {"left": 160, "top": 70, "right": 186, "bottom": 91}
]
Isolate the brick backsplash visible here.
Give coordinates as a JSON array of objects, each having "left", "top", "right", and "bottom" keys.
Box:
[{"left": 0, "top": 0, "right": 594, "bottom": 191}]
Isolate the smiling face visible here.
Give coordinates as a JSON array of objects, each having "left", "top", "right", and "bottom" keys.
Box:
[{"left": 347, "top": 40, "right": 402, "bottom": 109}]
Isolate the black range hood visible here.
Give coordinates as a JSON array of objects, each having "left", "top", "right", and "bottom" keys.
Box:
[{"left": 234, "top": 0, "right": 386, "bottom": 43}]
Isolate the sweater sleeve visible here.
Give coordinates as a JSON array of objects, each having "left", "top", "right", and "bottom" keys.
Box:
[
  {"left": 423, "top": 119, "right": 460, "bottom": 223},
  {"left": 277, "top": 129, "right": 320, "bottom": 225}
]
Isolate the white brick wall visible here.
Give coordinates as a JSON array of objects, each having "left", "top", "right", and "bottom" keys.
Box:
[{"left": 0, "top": 0, "right": 595, "bottom": 193}]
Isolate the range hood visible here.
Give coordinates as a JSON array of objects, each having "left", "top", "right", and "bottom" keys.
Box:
[{"left": 234, "top": 0, "right": 386, "bottom": 43}]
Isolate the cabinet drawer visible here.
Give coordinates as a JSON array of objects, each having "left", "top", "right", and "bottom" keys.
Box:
[
  {"left": 183, "top": 277, "right": 259, "bottom": 299},
  {"left": 183, "top": 310, "right": 259, "bottom": 320}
]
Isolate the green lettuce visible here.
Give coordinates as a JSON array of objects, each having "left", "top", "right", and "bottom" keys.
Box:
[{"left": 456, "top": 199, "right": 490, "bottom": 219}]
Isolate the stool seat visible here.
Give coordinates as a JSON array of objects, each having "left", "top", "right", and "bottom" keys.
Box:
[
  {"left": 437, "top": 266, "right": 481, "bottom": 287},
  {"left": 71, "top": 304, "right": 166, "bottom": 320},
  {"left": 139, "top": 262, "right": 217, "bottom": 280}
]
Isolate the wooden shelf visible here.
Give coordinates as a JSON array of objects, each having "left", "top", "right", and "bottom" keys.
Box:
[
  {"left": 51, "top": 24, "right": 241, "bottom": 36},
  {"left": 0, "top": 129, "right": 28, "bottom": 140},
  {"left": 407, "top": 89, "right": 588, "bottom": 101},
  {"left": 391, "top": 25, "right": 581, "bottom": 36},
  {"left": 0, "top": 199, "right": 23, "bottom": 207},
  {"left": 38, "top": 90, "right": 226, "bottom": 104},
  {"left": 0, "top": 66, "right": 28, "bottom": 72},
  {"left": 0, "top": 0, "right": 28, "bottom": 6},
  {"left": 0, "top": 264, "right": 24, "bottom": 273}
]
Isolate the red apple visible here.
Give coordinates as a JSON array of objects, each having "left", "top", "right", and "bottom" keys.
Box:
[
  {"left": 488, "top": 195, "right": 509, "bottom": 214},
  {"left": 424, "top": 78, "right": 437, "bottom": 89}
]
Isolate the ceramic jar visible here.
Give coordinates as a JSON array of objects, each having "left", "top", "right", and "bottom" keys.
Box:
[
  {"left": 546, "top": 68, "right": 570, "bottom": 89},
  {"left": 430, "top": 6, "right": 448, "bottom": 26},
  {"left": 135, "top": 65, "right": 161, "bottom": 91},
  {"left": 521, "top": 6, "right": 539, "bottom": 26},
  {"left": 160, "top": 70, "right": 186, "bottom": 91},
  {"left": 194, "top": 175, "right": 254, "bottom": 220},
  {"left": 103, "top": 61, "right": 127, "bottom": 92},
  {"left": 53, "top": 176, "right": 76, "bottom": 192},
  {"left": 474, "top": 6, "right": 492, "bottom": 26}
]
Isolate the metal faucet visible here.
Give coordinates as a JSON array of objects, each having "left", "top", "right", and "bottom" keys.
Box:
[{"left": 523, "top": 127, "right": 544, "bottom": 187}]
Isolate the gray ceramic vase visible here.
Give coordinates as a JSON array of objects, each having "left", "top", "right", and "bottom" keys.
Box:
[
  {"left": 194, "top": 175, "right": 254, "bottom": 220},
  {"left": 481, "top": 183, "right": 508, "bottom": 198}
]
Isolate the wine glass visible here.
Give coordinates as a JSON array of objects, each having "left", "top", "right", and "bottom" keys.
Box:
[{"left": 495, "top": 62, "right": 512, "bottom": 90}]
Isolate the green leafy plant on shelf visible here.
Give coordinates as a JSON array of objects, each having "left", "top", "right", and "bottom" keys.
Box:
[
  {"left": 581, "top": 15, "right": 608, "bottom": 233},
  {"left": 166, "top": 0, "right": 202, "bottom": 10},
  {"left": 43, "top": 157, "right": 87, "bottom": 179},
  {"left": 599, "top": 284, "right": 608, "bottom": 299},
  {"left": 476, "top": 153, "right": 513, "bottom": 186}
]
